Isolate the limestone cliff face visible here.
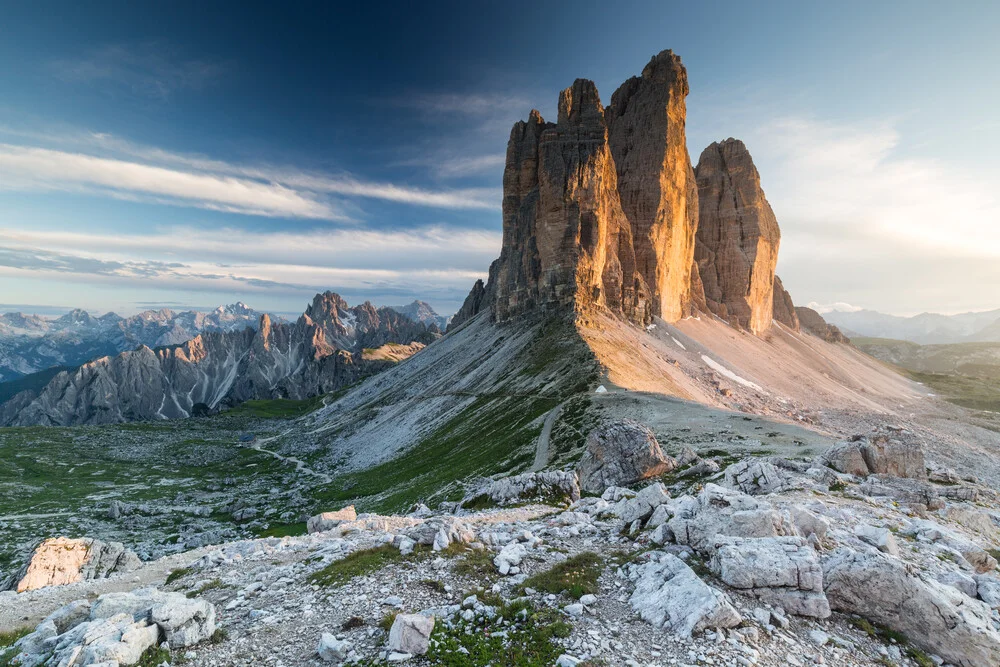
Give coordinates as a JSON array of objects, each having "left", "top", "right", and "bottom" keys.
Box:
[
  {"left": 489, "top": 50, "right": 700, "bottom": 325},
  {"left": 693, "top": 139, "right": 781, "bottom": 334},
  {"left": 489, "top": 81, "right": 648, "bottom": 324},
  {"left": 606, "top": 50, "right": 699, "bottom": 321},
  {"left": 772, "top": 276, "right": 800, "bottom": 330}
]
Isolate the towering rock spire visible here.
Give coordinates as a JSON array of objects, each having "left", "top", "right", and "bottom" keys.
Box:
[
  {"left": 488, "top": 80, "right": 649, "bottom": 323},
  {"left": 693, "top": 139, "right": 781, "bottom": 334},
  {"left": 606, "top": 49, "right": 700, "bottom": 321}
]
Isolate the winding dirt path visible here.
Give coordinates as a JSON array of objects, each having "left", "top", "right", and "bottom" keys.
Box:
[{"left": 530, "top": 402, "right": 566, "bottom": 472}]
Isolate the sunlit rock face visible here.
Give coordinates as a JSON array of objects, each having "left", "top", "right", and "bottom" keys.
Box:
[
  {"left": 606, "top": 49, "right": 700, "bottom": 322},
  {"left": 693, "top": 139, "right": 781, "bottom": 334},
  {"left": 490, "top": 50, "right": 703, "bottom": 325}
]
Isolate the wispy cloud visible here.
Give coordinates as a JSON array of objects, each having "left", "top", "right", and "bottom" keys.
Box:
[
  {"left": 401, "top": 92, "right": 531, "bottom": 116},
  {"left": 51, "top": 42, "right": 227, "bottom": 100},
  {"left": 0, "top": 130, "right": 501, "bottom": 220},
  {"left": 0, "top": 225, "right": 500, "bottom": 307}
]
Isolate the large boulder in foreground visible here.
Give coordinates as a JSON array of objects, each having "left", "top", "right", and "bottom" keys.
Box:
[
  {"left": 12, "top": 536, "right": 141, "bottom": 592},
  {"left": 9, "top": 588, "right": 216, "bottom": 666},
  {"left": 823, "top": 549, "right": 1000, "bottom": 667},
  {"left": 577, "top": 420, "right": 676, "bottom": 494},
  {"left": 627, "top": 552, "right": 742, "bottom": 636}
]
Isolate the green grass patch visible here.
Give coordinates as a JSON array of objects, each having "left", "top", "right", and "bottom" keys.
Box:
[
  {"left": 848, "top": 616, "right": 934, "bottom": 667},
  {"left": 0, "top": 627, "right": 30, "bottom": 648},
  {"left": 308, "top": 545, "right": 406, "bottom": 587},
  {"left": 521, "top": 552, "right": 603, "bottom": 599},
  {"left": 423, "top": 601, "right": 571, "bottom": 666},
  {"left": 313, "top": 393, "right": 561, "bottom": 513},
  {"left": 187, "top": 578, "right": 225, "bottom": 598},
  {"left": 136, "top": 644, "right": 172, "bottom": 667},
  {"left": 256, "top": 521, "right": 307, "bottom": 538},
  {"left": 165, "top": 567, "right": 193, "bottom": 585},
  {"left": 221, "top": 395, "right": 327, "bottom": 419},
  {"left": 453, "top": 547, "right": 497, "bottom": 580},
  {"left": 379, "top": 611, "right": 398, "bottom": 632}
]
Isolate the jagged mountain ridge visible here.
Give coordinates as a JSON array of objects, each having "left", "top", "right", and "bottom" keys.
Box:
[
  {"left": 0, "top": 293, "right": 437, "bottom": 426},
  {"left": 0, "top": 302, "right": 272, "bottom": 383}
]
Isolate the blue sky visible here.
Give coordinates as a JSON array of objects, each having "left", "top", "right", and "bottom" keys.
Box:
[{"left": 0, "top": 1, "right": 997, "bottom": 317}]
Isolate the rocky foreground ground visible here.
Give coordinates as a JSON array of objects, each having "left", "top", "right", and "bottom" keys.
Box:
[{"left": 4, "top": 422, "right": 1000, "bottom": 667}]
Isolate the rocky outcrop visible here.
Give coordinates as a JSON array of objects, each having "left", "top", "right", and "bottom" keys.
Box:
[
  {"left": 606, "top": 50, "right": 699, "bottom": 321},
  {"left": 11, "top": 537, "right": 141, "bottom": 592},
  {"left": 463, "top": 471, "right": 581, "bottom": 508},
  {"left": 2, "top": 292, "right": 437, "bottom": 426},
  {"left": 796, "top": 307, "right": 849, "bottom": 343},
  {"left": 577, "top": 420, "right": 676, "bottom": 493},
  {"left": 823, "top": 549, "right": 1000, "bottom": 667},
  {"left": 9, "top": 588, "right": 216, "bottom": 666},
  {"left": 447, "top": 279, "right": 488, "bottom": 331},
  {"left": 627, "top": 552, "right": 742, "bottom": 636},
  {"left": 693, "top": 139, "right": 781, "bottom": 334},
  {"left": 772, "top": 276, "right": 800, "bottom": 330},
  {"left": 822, "top": 435, "right": 925, "bottom": 479}
]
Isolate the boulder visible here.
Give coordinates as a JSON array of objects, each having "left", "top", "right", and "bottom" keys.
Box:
[
  {"left": 577, "top": 420, "right": 676, "bottom": 494},
  {"left": 405, "top": 516, "right": 475, "bottom": 552},
  {"left": 13, "top": 537, "right": 141, "bottom": 592},
  {"left": 822, "top": 437, "right": 925, "bottom": 480},
  {"left": 628, "top": 552, "right": 742, "bottom": 636},
  {"left": 306, "top": 506, "right": 358, "bottom": 534},
  {"left": 667, "top": 484, "right": 796, "bottom": 553},
  {"left": 463, "top": 471, "right": 580, "bottom": 507},
  {"left": 9, "top": 588, "right": 217, "bottom": 667},
  {"left": 723, "top": 459, "right": 789, "bottom": 495},
  {"left": 853, "top": 524, "right": 900, "bottom": 556},
  {"left": 387, "top": 614, "right": 435, "bottom": 656},
  {"left": 823, "top": 548, "right": 1000, "bottom": 667},
  {"left": 710, "top": 536, "right": 830, "bottom": 618},
  {"left": 617, "top": 483, "right": 671, "bottom": 525},
  {"left": 317, "top": 633, "right": 352, "bottom": 661}
]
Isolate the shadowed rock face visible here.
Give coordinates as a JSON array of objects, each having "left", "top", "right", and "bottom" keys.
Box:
[
  {"left": 694, "top": 139, "right": 781, "bottom": 334},
  {"left": 488, "top": 81, "right": 649, "bottom": 324},
  {"left": 489, "top": 50, "right": 700, "bottom": 326}
]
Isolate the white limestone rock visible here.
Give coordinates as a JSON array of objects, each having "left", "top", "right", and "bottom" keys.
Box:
[
  {"left": 628, "top": 552, "right": 742, "bottom": 637},
  {"left": 823, "top": 548, "right": 1000, "bottom": 667},
  {"left": 710, "top": 535, "right": 830, "bottom": 618},
  {"left": 387, "top": 614, "right": 434, "bottom": 656}
]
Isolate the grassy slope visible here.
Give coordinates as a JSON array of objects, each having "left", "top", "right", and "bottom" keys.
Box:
[{"left": 309, "top": 315, "right": 600, "bottom": 513}]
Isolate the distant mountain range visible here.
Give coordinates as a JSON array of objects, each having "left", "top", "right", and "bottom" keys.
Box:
[
  {"left": 388, "top": 300, "right": 449, "bottom": 330},
  {"left": 0, "top": 303, "right": 271, "bottom": 383},
  {"left": 822, "top": 308, "right": 1000, "bottom": 344},
  {"left": 0, "top": 292, "right": 438, "bottom": 426}
]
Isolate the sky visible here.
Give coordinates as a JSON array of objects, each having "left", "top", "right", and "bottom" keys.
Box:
[{"left": 0, "top": 1, "right": 997, "bottom": 318}]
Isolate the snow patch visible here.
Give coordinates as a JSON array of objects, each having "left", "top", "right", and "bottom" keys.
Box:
[
  {"left": 700, "top": 355, "right": 765, "bottom": 393},
  {"left": 671, "top": 337, "right": 686, "bottom": 350}
]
